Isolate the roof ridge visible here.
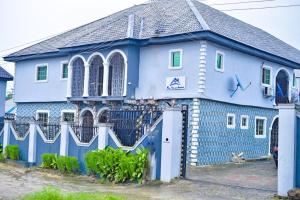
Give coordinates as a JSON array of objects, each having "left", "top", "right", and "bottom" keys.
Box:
[{"left": 186, "top": 0, "right": 210, "bottom": 30}]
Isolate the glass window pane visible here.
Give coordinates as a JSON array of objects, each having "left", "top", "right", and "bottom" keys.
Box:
[
  {"left": 262, "top": 68, "right": 270, "bottom": 85},
  {"left": 62, "top": 64, "right": 68, "bottom": 79},
  {"left": 217, "top": 54, "right": 223, "bottom": 69},
  {"left": 172, "top": 52, "right": 181, "bottom": 67},
  {"left": 62, "top": 112, "right": 74, "bottom": 122},
  {"left": 37, "top": 66, "right": 47, "bottom": 81}
]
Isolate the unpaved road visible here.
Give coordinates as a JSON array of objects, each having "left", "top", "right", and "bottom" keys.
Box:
[{"left": 0, "top": 161, "right": 276, "bottom": 200}]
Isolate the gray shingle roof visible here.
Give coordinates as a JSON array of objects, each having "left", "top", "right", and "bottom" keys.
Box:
[
  {"left": 6, "top": 0, "right": 300, "bottom": 65},
  {"left": 0, "top": 66, "right": 13, "bottom": 81}
]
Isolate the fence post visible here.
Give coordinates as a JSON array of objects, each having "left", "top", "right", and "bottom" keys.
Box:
[
  {"left": 160, "top": 107, "right": 183, "bottom": 182},
  {"left": 98, "top": 123, "right": 110, "bottom": 150},
  {"left": 278, "top": 104, "right": 297, "bottom": 196},
  {"left": 28, "top": 121, "right": 37, "bottom": 165},
  {"left": 60, "top": 122, "right": 69, "bottom": 156},
  {"left": 3, "top": 119, "right": 12, "bottom": 152}
]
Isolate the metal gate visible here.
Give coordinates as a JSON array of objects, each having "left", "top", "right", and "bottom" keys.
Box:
[
  {"left": 270, "top": 118, "right": 279, "bottom": 154},
  {"left": 180, "top": 105, "right": 189, "bottom": 178}
]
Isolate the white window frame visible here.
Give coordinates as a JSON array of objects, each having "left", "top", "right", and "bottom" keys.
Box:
[
  {"left": 226, "top": 113, "right": 236, "bottom": 129},
  {"left": 261, "top": 65, "right": 272, "bottom": 87},
  {"left": 240, "top": 115, "right": 249, "bottom": 129},
  {"left": 36, "top": 110, "right": 50, "bottom": 123},
  {"left": 60, "top": 61, "right": 69, "bottom": 80},
  {"left": 35, "top": 63, "right": 48, "bottom": 83},
  {"left": 292, "top": 71, "right": 298, "bottom": 89},
  {"left": 61, "top": 110, "right": 76, "bottom": 122},
  {"left": 168, "top": 49, "right": 183, "bottom": 70},
  {"left": 215, "top": 50, "right": 225, "bottom": 72},
  {"left": 255, "top": 116, "right": 267, "bottom": 138}
]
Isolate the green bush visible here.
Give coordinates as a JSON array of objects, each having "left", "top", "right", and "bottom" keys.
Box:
[
  {"left": 5, "top": 145, "right": 20, "bottom": 160},
  {"left": 85, "top": 147, "right": 149, "bottom": 183},
  {"left": 0, "top": 144, "right": 4, "bottom": 162},
  {"left": 56, "top": 156, "right": 79, "bottom": 174},
  {"left": 42, "top": 153, "right": 57, "bottom": 169},
  {"left": 22, "top": 187, "right": 124, "bottom": 200}
]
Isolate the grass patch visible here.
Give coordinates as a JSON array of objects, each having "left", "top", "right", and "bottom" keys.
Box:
[{"left": 22, "top": 187, "right": 125, "bottom": 200}]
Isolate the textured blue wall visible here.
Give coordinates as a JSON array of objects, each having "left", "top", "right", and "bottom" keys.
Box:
[
  {"left": 195, "top": 99, "right": 278, "bottom": 166},
  {"left": 296, "top": 117, "right": 300, "bottom": 187},
  {"left": 16, "top": 102, "right": 76, "bottom": 118},
  {"left": 35, "top": 133, "right": 61, "bottom": 166},
  {"left": 68, "top": 134, "right": 98, "bottom": 173},
  {"left": 9, "top": 131, "right": 29, "bottom": 162}
]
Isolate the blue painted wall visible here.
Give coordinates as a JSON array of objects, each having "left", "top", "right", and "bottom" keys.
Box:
[
  {"left": 9, "top": 131, "right": 29, "bottom": 162},
  {"left": 35, "top": 133, "right": 61, "bottom": 166},
  {"left": 195, "top": 98, "right": 278, "bottom": 166},
  {"left": 296, "top": 117, "right": 300, "bottom": 187},
  {"left": 0, "top": 81, "right": 7, "bottom": 117},
  {"left": 68, "top": 135, "right": 98, "bottom": 173},
  {"left": 204, "top": 41, "right": 295, "bottom": 108}
]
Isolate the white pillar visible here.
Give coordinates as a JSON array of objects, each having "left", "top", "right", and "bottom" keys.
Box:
[
  {"left": 83, "top": 63, "right": 90, "bottom": 97},
  {"left": 28, "top": 122, "right": 37, "bottom": 164},
  {"left": 66, "top": 65, "right": 73, "bottom": 98},
  {"left": 102, "top": 61, "right": 109, "bottom": 97},
  {"left": 278, "top": 104, "right": 297, "bottom": 196},
  {"left": 160, "top": 108, "right": 183, "bottom": 182},
  {"left": 98, "top": 123, "right": 110, "bottom": 150},
  {"left": 3, "top": 120, "right": 12, "bottom": 151},
  {"left": 60, "top": 122, "right": 69, "bottom": 156}
]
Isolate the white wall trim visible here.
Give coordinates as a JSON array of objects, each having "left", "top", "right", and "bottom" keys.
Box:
[
  {"left": 168, "top": 49, "right": 183, "bottom": 70},
  {"left": 61, "top": 109, "right": 76, "bottom": 122},
  {"left": 36, "top": 110, "right": 50, "bottom": 122},
  {"left": 274, "top": 67, "right": 292, "bottom": 102},
  {"left": 254, "top": 116, "right": 267, "bottom": 139},
  {"left": 79, "top": 107, "right": 96, "bottom": 125},
  {"left": 87, "top": 52, "right": 105, "bottom": 64},
  {"left": 261, "top": 64, "right": 273, "bottom": 87},
  {"left": 96, "top": 107, "right": 110, "bottom": 120},
  {"left": 198, "top": 41, "right": 207, "bottom": 94},
  {"left": 35, "top": 63, "right": 48, "bottom": 83}
]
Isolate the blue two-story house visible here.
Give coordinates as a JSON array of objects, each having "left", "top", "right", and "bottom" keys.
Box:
[
  {"left": 0, "top": 66, "right": 13, "bottom": 123},
  {"left": 4, "top": 0, "right": 300, "bottom": 166}
]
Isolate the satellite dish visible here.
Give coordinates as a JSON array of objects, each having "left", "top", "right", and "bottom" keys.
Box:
[{"left": 230, "top": 75, "right": 252, "bottom": 97}]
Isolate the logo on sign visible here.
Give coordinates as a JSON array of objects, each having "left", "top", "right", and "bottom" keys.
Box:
[{"left": 166, "top": 76, "right": 185, "bottom": 90}]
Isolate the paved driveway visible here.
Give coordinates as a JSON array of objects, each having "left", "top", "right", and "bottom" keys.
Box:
[
  {"left": 0, "top": 161, "right": 277, "bottom": 200},
  {"left": 186, "top": 159, "right": 277, "bottom": 192}
]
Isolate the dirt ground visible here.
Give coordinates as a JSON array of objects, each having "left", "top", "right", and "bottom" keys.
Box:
[{"left": 0, "top": 160, "right": 277, "bottom": 200}]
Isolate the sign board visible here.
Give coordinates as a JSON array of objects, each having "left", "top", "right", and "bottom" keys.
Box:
[{"left": 166, "top": 76, "right": 186, "bottom": 90}]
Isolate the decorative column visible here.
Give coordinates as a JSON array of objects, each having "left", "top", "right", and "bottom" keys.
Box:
[
  {"left": 66, "top": 64, "right": 73, "bottom": 98},
  {"left": 28, "top": 121, "right": 37, "bottom": 165},
  {"left": 277, "top": 104, "right": 297, "bottom": 196},
  {"left": 198, "top": 41, "right": 207, "bottom": 94},
  {"left": 160, "top": 108, "right": 183, "bottom": 182},
  {"left": 190, "top": 98, "right": 200, "bottom": 166},
  {"left": 83, "top": 63, "right": 90, "bottom": 97},
  {"left": 60, "top": 122, "right": 69, "bottom": 156},
  {"left": 98, "top": 123, "right": 110, "bottom": 150},
  {"left": 102, "top": 61, "right": 109, "bottom": 97},
  {"left": 3, "top": 119, "right": 12, "bottom": 151}
]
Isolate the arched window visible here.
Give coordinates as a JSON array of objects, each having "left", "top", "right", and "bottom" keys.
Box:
[
  {"left": 276, "top": 69, "right": 290, "bottom": 104},
  {"left": 89, "top": 55, "right": 104, "bottom": 96},
  {"left": 108, "top": 53, "right": 125, "bottom": 96},
  {"left": 80, "top": 110, "right": 94, "bottom": 143},
  {"left": 71, "top": 58, "right": 85, "bottom": 97}
]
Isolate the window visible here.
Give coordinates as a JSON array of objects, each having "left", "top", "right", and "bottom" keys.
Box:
[
  {"left": 36, "top": 111, "right": 49, "bottom": 126},
  {"left": 36, "top": 64, "right": 48, "bottom": 82},
  {"left": 61, "top": 110, "right": 75, "bottom": 122},
  {"left": 255, "top": 117, "right": 267, "bottom": 138},
  {"left": 61, "top": 62, "right": 68, "bottom": 79},
  {"left": 261, "top": 66, "right": 272, "bottom": 86},
  {"left": 215, "top": 51, "right": 224, "bottom": 72},
  {"left": 227, "top": 113, "right": 236, "bottom": 129},
  {"left": 169, "top": 49, "right": 183, "bottom": 69},
  {"left": 240, "top": 115, "right": 249, "bottom": 129}
]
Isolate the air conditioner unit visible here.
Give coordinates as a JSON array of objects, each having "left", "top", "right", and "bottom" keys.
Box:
[{"left": 263, "top": 87, "right": 273, "bottom": 97}]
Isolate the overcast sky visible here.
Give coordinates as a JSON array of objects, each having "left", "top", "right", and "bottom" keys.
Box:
[{"left": 0, "top": 0, "right": 300, "bottom": 91}]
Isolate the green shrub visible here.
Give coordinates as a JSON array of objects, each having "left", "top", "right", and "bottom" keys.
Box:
[
  {"left": 22, "top": 187, "right": 124, "bottom": 200},
  {"left": 85, "top": 147, "right": 149, "bottom": 183},
  {"left": 0, "top": 144, "right": 4, "bottom": 162},
  {"left": 5, "top": 145, "right": 20, "bottom": 160},
  {"left": 56, "top": 156, "right": 79, "bottom": 174},
  {"left": 42, "top": 153, "right": 57, "bottom": 169}
]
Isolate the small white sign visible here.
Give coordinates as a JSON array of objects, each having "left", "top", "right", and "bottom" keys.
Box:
[{"left": 166, "top": 76, "right": 186, "bottom": 90}]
